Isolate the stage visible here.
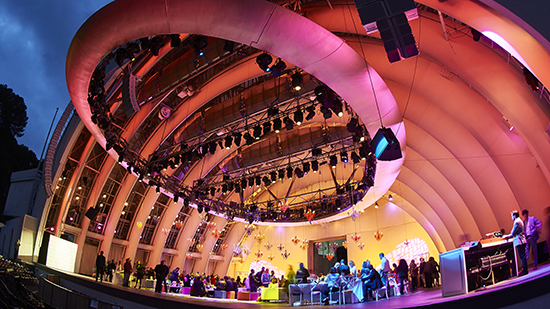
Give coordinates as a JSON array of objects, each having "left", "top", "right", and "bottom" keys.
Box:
[{"left": 35, "top": 263, "right": 550, "bottom": 309}]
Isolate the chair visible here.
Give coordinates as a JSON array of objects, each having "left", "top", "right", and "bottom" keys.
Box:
[
  {"left": 310, "top": 282, "right": 322, "bottom": 305},
  {"left": 375, "top": 286, "right": 389, "bottom": 301},
  {"left": 290, "top": 285, "right": 303, "bottom": 306}
]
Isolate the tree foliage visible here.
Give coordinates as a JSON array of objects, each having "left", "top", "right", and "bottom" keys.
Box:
[{"left": 0, "top": 84, "right": 28, "bottom": 138}]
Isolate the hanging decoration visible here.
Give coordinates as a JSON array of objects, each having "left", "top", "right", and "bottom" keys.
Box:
[
  {"left": 281, "top": 250, "right": 291, "bottom": 259},
  {"left": 242, "top": 247, "right": 251, "bottom": 255},
  {"left": 220, "top": 244, "right": 228, "bottom": 251},
  {"left": 374, "top": 230, "right": 384, "bottom": 241},
  {"left": 254, "top": 250, "right": 264, "bottom": 259},
  {"left": 211, "top": 228, "right": 221, "bottom": 238},
  {"left": 342, "top": 240, "right": 349, "bottom": 249},
  {"left": 196, "top": 244, "right": 204, "bottom": 251},
  {"left": 244, "top": 224, "right": 256, "bottom": 235},
  {"left": 264, "top": 242, "right": 273, "bottom": 251},
  {"left": 348, "top": 208, "right": 361, "bottom": 221},
  {"left": 279, "top": 201, "right": 289, "bottom": 213},
  {"left": 357, "top": 242, "right": 365, "bottom": 250},
  {"left": 326, "top": 252, "right": 334, "bottom": 261},
  {"left": 331, "top": 242, "right": 339, "bottom": 252},
  {"left": 299, "top": 240, "right": 309, "bottom": 251},
  {"left": 315, "top": 243, "right": 322, "bottom": 250},
  {"left": 136, "top": 221, "right": 143, "bottom": 229},
  {"left": 186, "top": 253, "right": 193, "bottom": 260},
  {"left": 267, "top": 254, "right": 275, "bottom": 261},
  {"left": 206, "top": 221, "right": 217, "bottom": 229},
  {"left": 304, "top": 209, "right": 315, "bottom": 223},
  {"left": 277, "top": 244, "right": 285, "bottom": 251},
  {"left": 254, "top": 232, "right": 266, "bottom": 243},
  {"left": 319, "top": 220, "right": 329, "bottom": 229},
  {"left": 161, "top": 228, "right": 170, "bottom": 236},
  {"left": 291, "top": 236, "right": 301, "bottom": 245},
  {"left": 198, "top": 212, "right": 207, "bottom": 221},
  {"left": 350, "top": 233, "right": 362, "bottom": 242},
  {"left": 174, "top": 221, "right": 183, "bottom": 229}
]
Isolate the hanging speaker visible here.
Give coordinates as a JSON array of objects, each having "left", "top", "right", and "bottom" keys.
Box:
[
  {"left": 370, "top": 127, "right": 402, "bottom": 161},
  {"left": 85, "top": 207, "right": 99, "bottom": 220}
]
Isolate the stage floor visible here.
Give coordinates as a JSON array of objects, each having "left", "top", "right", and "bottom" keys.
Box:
[{"left": 43, "top": 262, "right": 550, "bottom": 309}]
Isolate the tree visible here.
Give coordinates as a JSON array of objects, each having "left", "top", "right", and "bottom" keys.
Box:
[
  {"left": 0, "top": 84, "right": 38, "bottom": 216},
  {"left": 0, "top": 84, "right": 28, "bottom": 138}
]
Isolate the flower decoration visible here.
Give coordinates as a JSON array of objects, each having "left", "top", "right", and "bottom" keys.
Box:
[
  {"left": 187, "top": 237, "right": 194, "bottom": 243},
  {"left": 357, "top": 242, "right": 365, "bottom": 250},
  {"left": 196, "top": 244, "right": 204, "bottom": 251},
  {"left": 211, "top": 228, "right": 221, "bottom": 238},
  {"left": 374, "top": 230, "right": 384, "bottom": 241},
  {"left": 320, "top": 220, "right": 329, "bottom": 229},
  {"left": 291, "top": 236, "right": 301, "bottom": 245},
  {"left": 331, "top": 242, "right": 339, "bottom": 252},
  {"left": 267, "top": 254, "right": 275, "bottom": 261},
  {"left": 186, "top": 253, "right": 192, "bottom": 260},
  {"left": 342, "top": 240, "right": 349, "bottom": 249},
  {"left": 254, "top": 250, "right": 263, "bottom": 259},
  {"left": 350, "top": 233, "right": 362, "bottom": 242},
  {"left": 326, "top": 252, "right": 334, "bottom": 261},
  {"left": 299, "top": 240, "right": 309, "bottom": 251},
  {"left": 279, "top": 201, "right": 289, "bottom": 213},
  {"left": 254, "top": 233, "right": 266, "bottom": 243},
  {"left": 281, "top": 250, "right": 291, "bottom": 259},
  {"left": 136, "top": 221, "right": 143, "bottom": 229},
  {"left": 348, "top": 208, "right": 361, "bottom": 221},
  {"left": 304, "top": 209, "right": 315, "bottom": 223},
  {"left": 277, "top": 244, "right": 285, "bottom": 251},
  {"left": 220, "top": 244, "right": 228, "bottom": 251},
  {"left": 206, "top": 221, "right": 217, "bottom": 230},
  {"left": 264, "top": 242, "right": 273, "bottom": 251},
  {"left": 315, "top": 243, "right": 322, "bottom": 250},
  {"left": 242, "top": 247, "right": 251, "bottom": 255},
  {"left": 174, "top": 221, "right": 183, "bottom": 229},
  {"left": 161, "top": 228, "right": 170, "bottom": 236}
]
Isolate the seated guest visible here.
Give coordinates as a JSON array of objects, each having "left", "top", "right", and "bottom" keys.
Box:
[
  {"left": 226, "top": 276, "right": 237, "bottom": 292},
  {"left": 322, "top": 267, "right": 341, "bottom": 305},
  {"left": 216, "top": 276, "right": 227, "bottom": 290},
  {"left": 270, "top": 270, "right": 277, "bottom": 283},
  {"left": 349, "top": 260, "right": 357, "bottom": 277},
  {"left": 191, "top": 276, "right": 206, "bottom": 297},
  {"left": 363, "top": 264, "right": 382, "bottom": 301},
  {"left": 295, "top": 263, "right": 310, "bottom": 283},
  {"left": 183, "top": 274, "right": 191, "bottom": 287},
  {"left": 339, "top": 259, "right": 350, "bottom": 276},
  {"left": 279, "top": 274, "right": 290, "bottom": 292},
  {"left": 169, "top": 267, "right": 180, "bottom": 283}
]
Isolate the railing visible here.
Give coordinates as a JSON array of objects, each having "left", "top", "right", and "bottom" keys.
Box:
[{"left": 38, "top": 275, "right": 123, "bottom": 309}]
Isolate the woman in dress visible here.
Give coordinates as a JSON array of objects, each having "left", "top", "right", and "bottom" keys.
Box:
[{"left": 113, "top": 261, "right": 123, "bottom": 285}]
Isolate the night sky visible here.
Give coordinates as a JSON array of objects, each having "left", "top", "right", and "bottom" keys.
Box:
[{"left": 0, "top": 0, "right": 111, "bottom": 156}]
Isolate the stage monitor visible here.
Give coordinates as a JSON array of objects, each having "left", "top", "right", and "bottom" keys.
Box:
[
  {"left": 370, "top": 127, "right": 402, "bottom": 161},
  {"left": 45, "top": 235, "right": 78, "bottom": 273}
]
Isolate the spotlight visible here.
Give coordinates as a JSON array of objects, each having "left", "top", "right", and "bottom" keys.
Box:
[
  {"left": 253, "top": 125, "right": 262, "bottom": 140},
  {"left": 193, "top": 36, "right": 208, "bottom": 56},
  {"left": 170, "top": 34, "right": 181, "bottom": 47},
  {"left": 330, "top": 155, "right": 337, "bottom": 168},
  {"left": 209, "top": 142, "right": 217, "bottom": 155},
  {"left": 233, "top": 133, "right": 242, "bottom": 146},
  {"left": 270, "top": 58, "right": 286, "bottom": 77},
  {"left": 273, "top": 118, "right": 282, "bottom": 133},
  {"left": 305, "top": 105, "right": 316, "bottom": 121},
  {"left": 278, "top": 169, "right": 285, "bottom": 180},
  {"left": 359, "top": 148, "right": 368, "bottom": 160},
  {"left": 270, "top": 171, "right": 277, "bottom": 183},
  {"left": 256, "top": 53, "right": 273, "bottom": 72},
  {"left": 241, "top": 179, "right": 248, "bottom": 189},
  {"left": 286, "top": 166, "right": 293, "bottom": 179},
  {"left": 267, "top": 107, "right": 279, "bottom": 117},
  {"left": 312, "top": 148, "right": 322, "bottom": 156},
  {"left": 210, "top": 187, "right": 216, "bottom": 196},
  {"left": 332, "top": 100, "right": 344, "bottom": 117},
  {"left": 174, "top": 194, "right": 179, "bottom": 203},
  {"left": 244, "top": 132, "right": 255, "bottom": 145},
  {"left": 283, "top": 116, "right": 294, "bottom": 130},
  {"left": 302, "top": 162, "right": 310, "bottom": 174},
  {"left": 263, "top": 176, "right": 271, "bottom": 186},
  {"left": 156, "top": 186, "right": 161, "bottom": 194},
  {"left": 255, "top": 176, "right": 261, "bottom": 187},
  {"left": 321, "top": 106, "right": 332, "bottom": 119},
  {"left": 263, "top": 122, "right": 272, "bottom": 135},
  {"left": 471, "top": 28, "right": 482, "bottom": 42},
  {"left": 198, "top": 205, "right": 204, "bottom": 213},
  {"left": 340, "top": 151, "right": 348, "bottom": 163},
  {"left": 315, "top": 85, "right": 334, "bottom": 108},
  {"left": 351, "top": 151, "right": 361, "bottom": 164},
  {"left": 224, "top": 136, "right": 233, "bottom": 149},
  {"left": 248, "top": 177, "right": 254, "bottom": 188},
  {"left": 222, "top": 184, "right": 228, "bottom": 194},
  {"left": 294, "top": 109, "right": 303, "bottom": 125},
  {"left": 295, "top": 168, "right": 304, "bottom": 178},
  {"left": 388, "top": 195, "right": 393, "bottom": 201},
  {"left": 291, "top": 72, "right": 303, "bottom": 91},
  {"left": 223, "top": 40, "right": 235, "bottom": 52},
  {"left": 347, "top": 118, "right": 359, "bottom": 133}
]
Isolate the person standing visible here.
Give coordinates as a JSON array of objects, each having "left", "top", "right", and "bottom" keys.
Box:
[
  {"left": 409, "top": 260, "right": 418, "bottom": 291},
  {"left": 522, "top": 209, "right": 542, "bottom": 270},
  {"left": 134, "top": 261, "right": 145, "bottom": 288},
  {"left": 396, "top": 259, "right": 409, "bottom": 295},
  {"left": 505, "top": 210, "right": 528, "bottom": 276},
  {"left": 418, "top": 257, "right": 426, "bottom": 287},
  {"left": 95, "top": 251, "right": 106, "bottom": 282},
  {"left": 106, "top": 260, "right": 116, "bottom": 282},
  {"left": 248, "top": 269, "right": 259, "bottom": 292},
  {"left": 123, "top": 258, "right": 132, "bottom": 287},
  {"left": 295, "top": 262, "right": 310, "bottom": 283},
  {"left": 379, "top": 253, "right": 391, "bottom": 293},
  {"left": 154, "top": 260, "right": 168, "bottom": 293}
]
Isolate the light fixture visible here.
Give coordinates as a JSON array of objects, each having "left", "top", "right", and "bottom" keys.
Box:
[
  {"left": 270, "top": 171, "right": 277, "bottom": 183},
  {"left": 330, "top": 155, "right": 337, "bottom": 168},
  {"left": 347, "top": 118, "right": 359, "bottom": 133},
  {"left": 295, "top": 168, "right": 304, "bottom": 178},
  {"left": 256, "top": 176, "right": 261, "bottom": 187},
  {"left": 270, "top": 58, "right": 286, "bottom": 77},
  {"left": 332, "top": 99, "right": 344, "bottom": 117},
  {"left": 287, "top": 166, "right": 293, "bottom": 179},
  {"left": 283, "top": 116, "right": 294, "bottom": 130},
  {"left": 170, "top": 34, "right": 181, "bottom": 47},
  {"left": 294, "top": 109, "right": 303, "bottom": 125},
  {"left": 273, "top": 118, "right": 282, "bottom": 133},
  {"left": 305, "top": 105, "right": 316, "bottom": 120},
  {"left": 224, "top": 136, "right": 232, "bottom": 149},
  {"left": 253, "top": 125, "right": 262, "bottom": 139},
  {"left": 233, "top": 133, "right": 242, "bottom": 146},
  {"left": 263, "top": 122, "right": 272, "bottom": 134},
  {"left": 192, "top": 36, "right": 208, "bottom": 56},
  {"left": 311, "top": 160, "right": 319, "bottom": 172},
  {"left": 291, "top": 72, "right": 303, "bottom": 91},
  {"left": 321, "top": 106, "right": 332, "bottom": 119},
  {"left": 278, "top": 169, "right": 285, "bottom": 180},
  {"left": 340, "top": 151, "right": 348, "bottom": 163},
  {"left": 244, "top": 132, "right": 255, "bottom": 145},
  {"left": 351, "top": 151, "right": 361, "bottom": 164},
  {"left": 223, "top": 40, "right": 235, "bottom": 52},
  {"left": 374, "top": 202, "right": 379, "bottom": 209},
  {"left": 388, "top": 195, "right": 393, "bottom": 201},
  {"left": 302, "top": 162, "right": 310, "bottom": 174},
  {"left": 256, "top": 53, "right": 272, "bottom": 72}
]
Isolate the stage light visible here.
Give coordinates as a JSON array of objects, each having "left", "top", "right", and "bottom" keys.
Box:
[
  {"left": 267, "top": 107, "right": 279, "bottom": 117},
  {"left": 270, "top": 171, "right": 277, "bottom": 183},
  {"left": 210, "top": 187, "right": 216, "bottom": 197},
  {"left": 263, "top": 122, "right": 272, "bottom": 135},
  {"left": 283, "top": 116, "right": 294, "bottom": 130},
  {"left": 193, "top": 36, "right": 208, "bottom": 56},
  {"left": 241, "top": 179, "right": 248, "bottom": 190},
  {"left": 263, "top": 176, "right": 271, "bottom": 186},
  {"left": 223, "top": 40, "right": 235, "bottom": 52},
  {"left": 270, "top": 58, "right": 286, "bottom": 77},
  {"left": 253, "top": 125, "right": 262, "bottom": 140},
  {"left": 347, "top": 118, "right": 359, "bottom": 133},
  {"left": 294, "top": 109, "right": 303, "bottom": 125},
  {"left": 256, "top": 53, "right": 272, "bottom": 72},
  {"left": 312, "top": 148, "right": 322, "bottom": 156},
  {"left": 224, "top": 136, "right": 233, "bottom": 149},
  {"left": 244, "top": 132, "right": 255, "bottom": 145},
  {"left": 359, "top": 148, "right": 368, "bottom": 160},
  {"left": 256, "top": 176, "right": 261, "bottom": 187},
  {"left": 291, "top": 72, "right": 303, "bottom": 91},
  {"left": 209, "top": 142, "right": 217, "bottom": 155},
  {"left": 248, "top": 177, "right": 254, "bottom": 188},
  {"left": 287, "top": 166, "right": 293, "bottom": 179},
  {"left": 222, "top": 184, "right": 228, "bottom": 194},
  {"left": 305, "top": 105, "right": 316, "bottom": 121},
  {"left": 330, "top": 155, "right": 337, "bottom": 168},
  {"left": 233, "top": 133, "right": 242, "bottom": 146},
  {"left": 278, "top": 169, "right": 285, "bottom": 180},
  {"left": 471, "top": 28, "right": 482, "bottom": 42},
  {"left": 388, "top": 194, "right": 393, "bottom": 201},
  {"left": 273, "top": 118, "right": 282, "bottom": 133},
  {"left": 321, "top": 106, "right": 332, "bottom": 119},
  {"left": 295, "top": 168, "right": 304, "bottom": 178},
  {"left": 156, "top": 186, "right": 161, "bottom": 194},
  {"left": 332, "top": 100, "right": 344, "bottom": 117},
  {"left": 302, "top": 162, "right": 310, "bottom": 174},
  {"left": 351, "top": 151, "right": 361, "bottom": 164},
  {"left": 340, "top": 151, "right": 348, "bottom": 163},
  {"left": 170, "top": 34, "right": 181, "bottom": 47}
]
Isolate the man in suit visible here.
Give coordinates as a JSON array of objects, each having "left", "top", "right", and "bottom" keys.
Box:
[
  {"left": 522, "top": 209, "right": 542, "bottom": 270},
  {"left": 154, "top": 260, "right": 169, "bottom": 293},
  {"left": 505, "top": 210, "right": 528, "bottom": 276},
  {"left": 95, "top": 251, "right": 106, "bottom": 282}
]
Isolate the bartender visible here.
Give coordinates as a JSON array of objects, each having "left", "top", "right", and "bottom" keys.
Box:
[{"left": 504, "top": 210, "right": 528, "bottom": 276}]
